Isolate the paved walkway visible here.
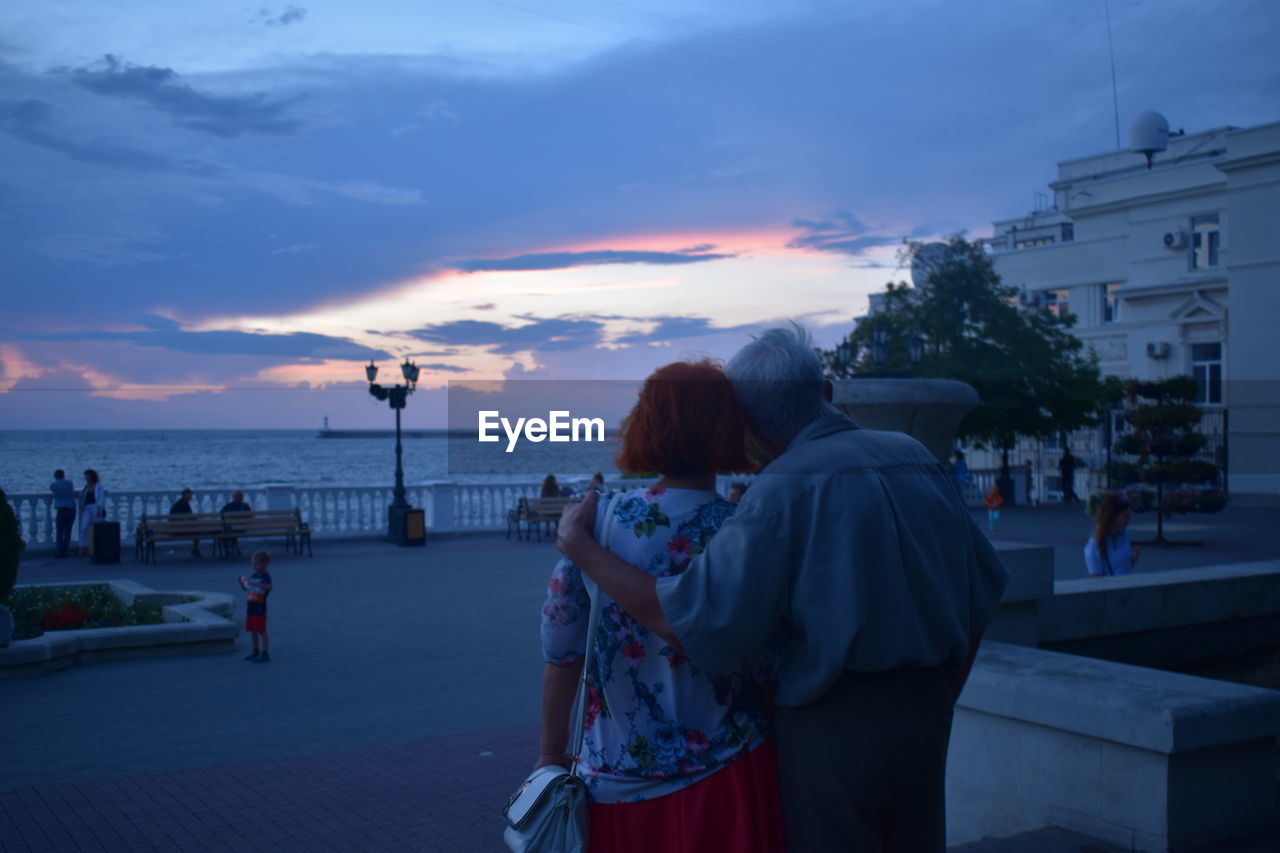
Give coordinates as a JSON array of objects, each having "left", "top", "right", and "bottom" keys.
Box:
[
  {"left": 3, "top": 500, "right": 1279, "bottom": 851},
  {"left": 968, "top": 497, "right": 1280, "bottom": 580}
]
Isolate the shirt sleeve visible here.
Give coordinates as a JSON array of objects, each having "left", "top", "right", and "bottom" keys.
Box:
[
  {"left": 541, "top": 558, "right": 592, "bottom": 666},
  {"left": 1083, "top": 538, "right": 1105, "bottom": 576},
  {"left": 655, "top": 499, "right": 789, "bottom": 678}
]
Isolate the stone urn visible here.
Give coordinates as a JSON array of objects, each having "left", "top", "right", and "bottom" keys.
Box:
[{"left": 830, "top": 378, "right": 979, "bottom": 463}]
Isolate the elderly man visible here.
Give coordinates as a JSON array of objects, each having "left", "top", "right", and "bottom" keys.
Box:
[{"left": 557, "top": 325, "right": 1009, "bottom": 852}]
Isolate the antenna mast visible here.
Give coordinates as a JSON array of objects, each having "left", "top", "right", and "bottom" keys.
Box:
[{"left": 1105, "top": 0, "right": 1121, "bottom": 149}]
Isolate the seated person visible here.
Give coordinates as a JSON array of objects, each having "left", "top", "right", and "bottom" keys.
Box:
[
  {"left": 221, "top": 490, "right": 252, "bottom": 555},
  {"left": 1085, "top": 494, "right": 1140, "bottom": 576},
  {"left": 171, "top": 488, "right": 200, "bottom": 556}
]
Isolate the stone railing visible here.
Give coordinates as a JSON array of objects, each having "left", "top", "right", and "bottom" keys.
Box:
[{"left": 6, "top": 477, "right": 690, "bottom": 547}]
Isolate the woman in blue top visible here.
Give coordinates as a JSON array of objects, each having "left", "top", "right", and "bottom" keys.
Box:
[
  {"left": 535, "top": 359, "right": 784, "bottom": 852},
  {"left": 1085, "top": 494, "right": 1141, "bottom": 576}
]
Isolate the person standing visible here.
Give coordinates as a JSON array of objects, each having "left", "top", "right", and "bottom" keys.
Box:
[
  {"left": 557, "top": 326, "right": 1010, "bottom": 852},
  {"left": 534, "top": 360, "right": 783, "bottom": 852},
  {"left": 983, "top": 483, "right": 1004, "bottom": 531},
  {"left": 77, "top": 469, "right": 106, "bottom": 558},
  {"left": 238, "top": 550, "right": 273, "bottom": 663},
  {"left": 49, "top": 470, "right": 77, "bottom": 558},
  {"left": 951, "top": 450, "right": 970, "bottom": 499},
  {"left": 1059, "top": 449, "right": 1077, "bottom": 503}
]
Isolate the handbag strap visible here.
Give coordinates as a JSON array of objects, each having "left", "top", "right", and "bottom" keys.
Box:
[{"left": 567, "top": 490, "right": 625, "bottom": 775}]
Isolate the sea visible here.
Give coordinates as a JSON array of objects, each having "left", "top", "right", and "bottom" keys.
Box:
[{"left": 0, "top": 430, "right": 626, "bottom": 495}]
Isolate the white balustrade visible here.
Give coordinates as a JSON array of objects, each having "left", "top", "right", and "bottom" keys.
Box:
[{"left": 6, "top": 479, "right": 667, "bottom": 547}]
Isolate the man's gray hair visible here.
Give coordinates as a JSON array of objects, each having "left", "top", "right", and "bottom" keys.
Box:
[{"left": 726, "top": 323, "right": 839, "bottom": 448}]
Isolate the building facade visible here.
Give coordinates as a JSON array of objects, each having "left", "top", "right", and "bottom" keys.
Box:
[{"left": 982, "top": 117, "right": 1280, "bottom": 497}]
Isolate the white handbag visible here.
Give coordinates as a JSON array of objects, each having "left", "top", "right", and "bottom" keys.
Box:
[{"left": 502, "top": 492, "right": 622, "bottom": 853}]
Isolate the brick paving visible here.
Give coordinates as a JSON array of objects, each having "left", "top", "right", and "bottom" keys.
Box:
[
  {"left": 0, "top": 724, "right": 534, "bottom": 852},
  {"left": 4, "top": 507, "right": 1279, "bottom": 852}
]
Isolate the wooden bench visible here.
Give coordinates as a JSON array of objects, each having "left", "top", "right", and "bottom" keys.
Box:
[
  {"left": 221, "top": 509, "right": 312, "bottom": 558},
  {"left": 136, "top": 509, "right": 311, "bottom": 563},
  {"left": 509, "top": 496, "right": 580, "bottom": 542},
  {"left": 136, "top": 512, "right": 231, "bottom": 563}
]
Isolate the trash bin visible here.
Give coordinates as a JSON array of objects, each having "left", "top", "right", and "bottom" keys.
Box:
[
  {"left": 90, "top": 520, "right": 121, "bottom": 564},
  {"left": 388, "top": 506, "right": 426, "bottom": 547}
]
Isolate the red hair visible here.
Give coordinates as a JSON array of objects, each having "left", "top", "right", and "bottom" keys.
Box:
[{"left": 616, "top": 359, "right": 753, "bottom": 476}]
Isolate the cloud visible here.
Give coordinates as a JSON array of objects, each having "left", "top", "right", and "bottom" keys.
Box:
[
  {"left": 614, "top": 316, "right": 752, "bottom": 345},
  {"left": 259, "top": 5, "right": 308, "bottom": 27},
  {"left": 5, "top": 322, "right": 391, "bottom": 361},
  {"left": 269, "top": 242, "right": 319, "bottom": 255},
  {"left": 0, "top": 98, "right": 205, "bottom": 173},
  {"left": 37, "top": 231, "right": 174, "bottom": 267},
  {"left": 419, "top": 362, "right": 469, "bottom": 373},
  {"left": 0, "top": 98, "right": 421, "bottom": 207},
  {"left": 787, "top": 210, "right": 903, "bottom": 256},
  {"left": 406, "top": 313, "right": 759, "bottom": 355},
  {"left": 66, "top": 55, "right": 302, "bottom": 138},
  {"left": 451, "top": 246, "right": 734, "bottom": 273},
  {"left": 406, "top": 317, "right": 605, "bottom": 354}
]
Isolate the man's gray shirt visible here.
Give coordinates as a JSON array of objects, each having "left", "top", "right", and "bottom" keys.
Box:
[
  {"left": 50, "top": 479, "right": 76, "bottom": 509},
  {"left": 656, "top": 414, "right": 1010, "bottom": 707}
]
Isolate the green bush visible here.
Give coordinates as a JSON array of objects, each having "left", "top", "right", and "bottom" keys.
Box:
[
  {"left": 1161, "top": 489, "right": 1198, "bottom": 516},
  {"left": 1086, "top": 490, "right": 1115, "bottom": 516},
  {"left": 1195, "top": 489, "right": 1229, "bottom": 513},
  {"left": 1124, "top": 486, "right": 1156, "bottom": 512},
  {"left": 6, "top": 584, "right": 164, "bottom": 641},
  {"left": 1130, "top": 403, "right": 1203, "bottom": 433},
  {"left": 1114, "top": 435, "right": 1146, "bottom": 456},
  {"left": 1108, "top": 461, "right": 1142, "bottom": 485},
  {"left": 1163, "top": 375, "right": 1200, "bottom": 402},
  {"left": 0, "top": 488, "right": 24, "bottom": 603}
]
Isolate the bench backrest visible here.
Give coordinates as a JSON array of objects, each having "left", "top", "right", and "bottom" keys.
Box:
[{"left": 524, "top": 497, "right": 580, "bottom": 519}]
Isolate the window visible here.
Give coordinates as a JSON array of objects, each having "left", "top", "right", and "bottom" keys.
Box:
[
  {"left": 1191, "top": 214, "right": 1220, "bottom": 269},
  {"left": 1015, "top": 235, "right": 1055, "bottom": 249},
  {"left": 1191, "top": 342, "right": 1223, "bottom": 405},
  {"left": 1102, "top": 283, "right": 1122, "bottom": 323},
  {"left": 1061, "top": 223, "right": 1075, "bottom": 242},
  {"left": 1043, "top": 289, "right": 1070, "bottom": 319}
]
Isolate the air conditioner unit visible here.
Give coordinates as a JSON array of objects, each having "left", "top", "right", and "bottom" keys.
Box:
[
  {"left": 1146, "top": 341, "right": 1172, "bottom": 359},
  {"left": 1163, "top": 229, "right": 1187, "bottom": 249}
]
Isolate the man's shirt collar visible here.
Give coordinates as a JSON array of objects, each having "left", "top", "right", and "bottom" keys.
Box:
[{"left": 786, "top": 412, "right": 860, "bottom": 452}]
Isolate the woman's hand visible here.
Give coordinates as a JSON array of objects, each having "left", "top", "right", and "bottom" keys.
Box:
[{"left": 557, "top": 490, "right": 599, "bottom": 563}]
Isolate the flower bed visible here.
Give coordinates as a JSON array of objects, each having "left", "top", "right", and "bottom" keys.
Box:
[{"left": 5, "top": 584, "right": 166, "bottom": 641}]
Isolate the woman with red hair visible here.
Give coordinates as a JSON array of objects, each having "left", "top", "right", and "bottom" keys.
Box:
[{"left": 535, "top": 359, "right": 785, "bottom": 851}]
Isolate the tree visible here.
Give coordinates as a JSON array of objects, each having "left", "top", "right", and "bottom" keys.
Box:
[
  {"left": 1110, "top": 376, "right": 1224, "bottom": 545},
  {"left": 820, "top": 237, "right": 1121, "bottom": 480}
]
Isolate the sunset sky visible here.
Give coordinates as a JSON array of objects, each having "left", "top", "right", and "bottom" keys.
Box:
[{"left": 1, "top": 0, "right": 1276, "bottom": 428}]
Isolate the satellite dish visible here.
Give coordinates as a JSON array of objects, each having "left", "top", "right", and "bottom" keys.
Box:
[
  {"left": 911, "top": 242, "right": 954, "bottom": 288},
  {"left": 1129, "top": 111, "right": 1169, "bottom": 169}
]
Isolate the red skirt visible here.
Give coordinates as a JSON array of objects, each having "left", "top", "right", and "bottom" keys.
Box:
[
  {"left": 245, "top": 612, "right": 267, "bottom": 633},
  {"left": 587, "top": 741, "right": 787, "bottom": 853}
]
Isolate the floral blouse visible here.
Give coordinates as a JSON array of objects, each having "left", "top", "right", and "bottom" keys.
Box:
[{"left": 541, "top": 487, "right": 772, "bottom": 804}]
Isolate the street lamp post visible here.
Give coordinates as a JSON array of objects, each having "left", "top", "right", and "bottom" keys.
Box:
[{"left": 366, "top": 358, "right": 425, "bottom": 546}]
